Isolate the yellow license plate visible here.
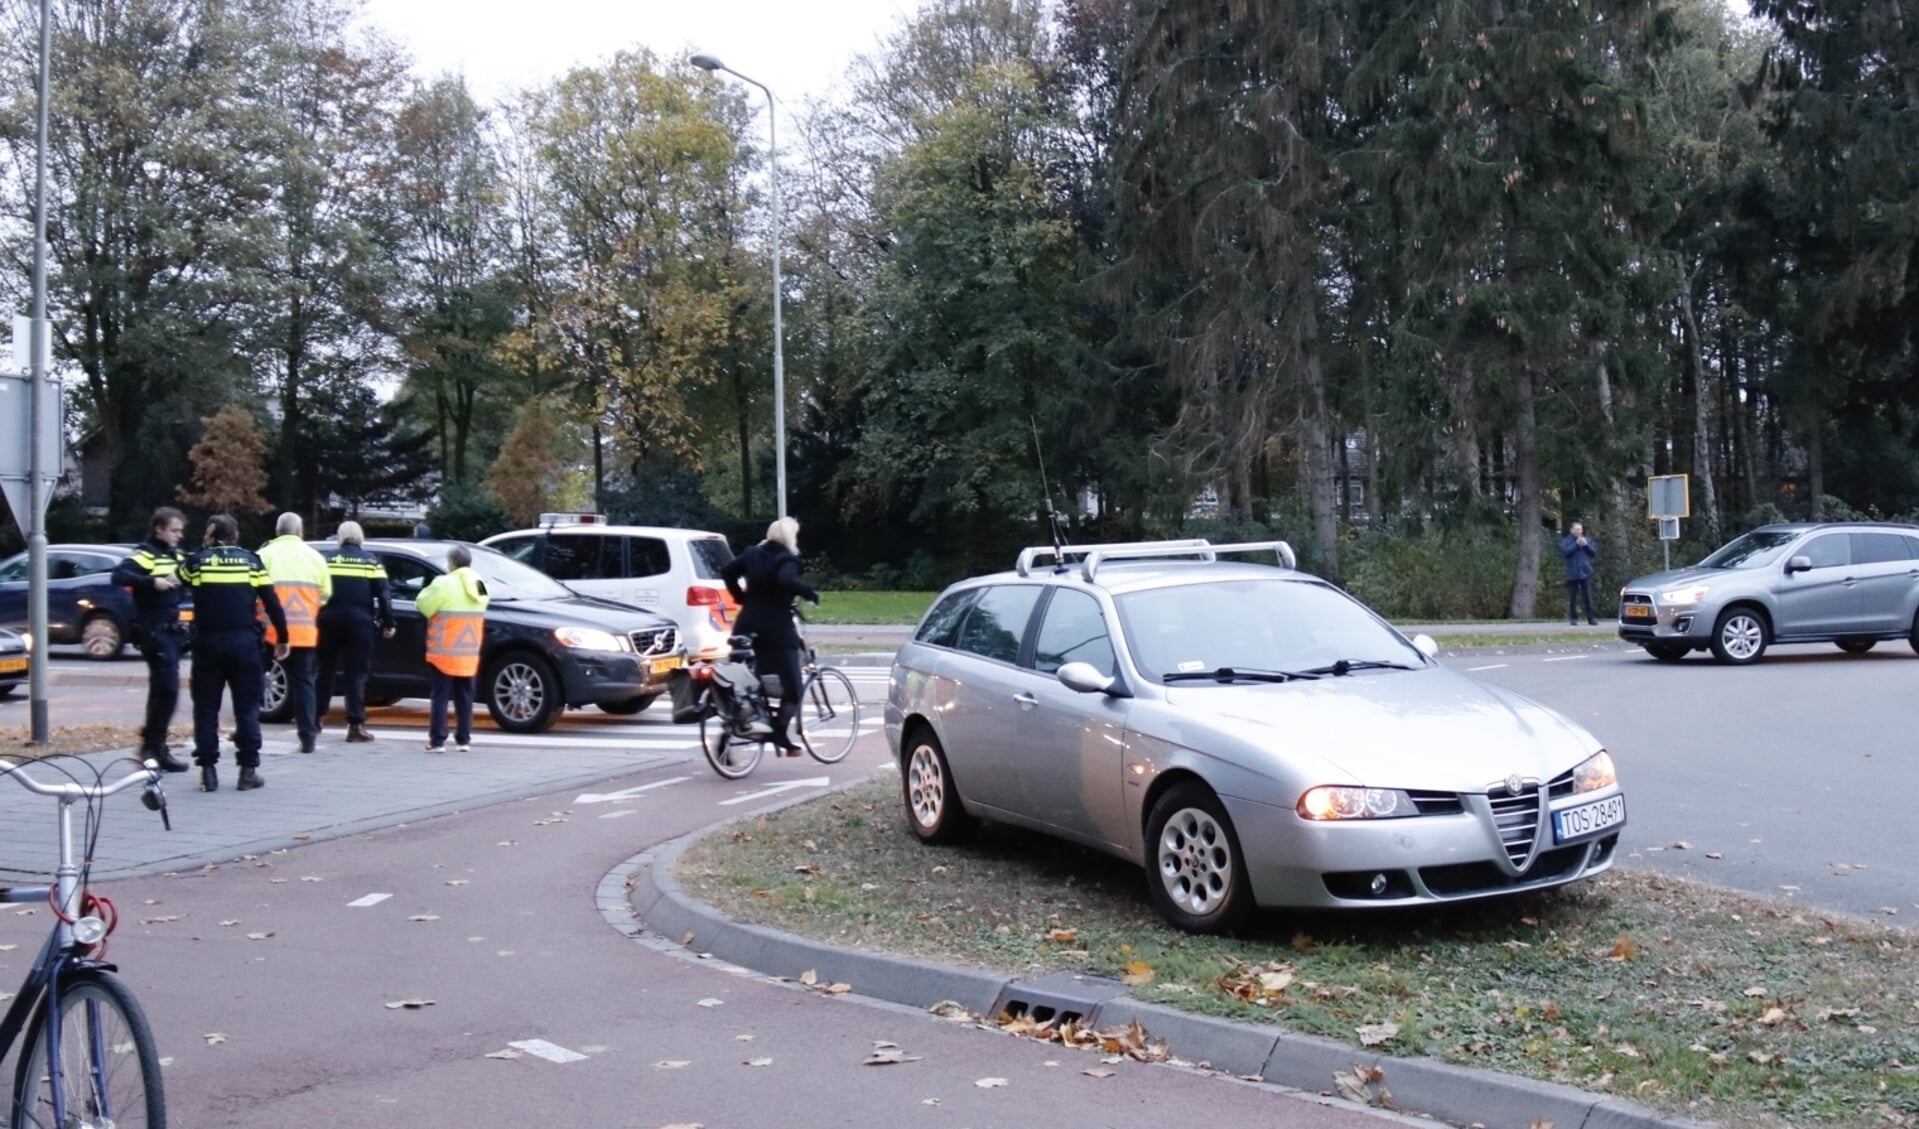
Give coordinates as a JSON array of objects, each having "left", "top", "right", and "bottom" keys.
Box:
[
  {"left": 0, "top": 657, "right": 26, "bottom": 675},
  {"left": 1624, "top": 605, "right": 1653, "bottom": 619},
  {"left": 649, "top": 655, "right": 682, "bottom": 675}
]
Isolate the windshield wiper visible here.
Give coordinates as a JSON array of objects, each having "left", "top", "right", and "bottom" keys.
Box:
[
  {"left": 1293, "top": 658, "right": 1419, "bottom": 677},
  {"left": 1162, "top": 667, "right": 1319, "bottom": 684}
]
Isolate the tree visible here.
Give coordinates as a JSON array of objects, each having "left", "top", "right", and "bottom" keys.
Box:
[
  {"left": 483, "top": 399, "right": 573, "bottom": 526},
  {"left": 178, "top": 408, "right": 272, "bottom": 514},
  {"left": 302, "top": 381, "right": 438, "bottom": 518}
]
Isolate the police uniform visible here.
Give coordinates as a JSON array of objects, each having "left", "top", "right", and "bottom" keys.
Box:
[
  {"left": 258, "top": 533, "right": 332, "bottom": 752},
  {"left": 111, "top": 538, "right": 189, "bottom": 769},
  {"left": 182, "top": 543, "right": 288, "bottom": 790},
  {"left": 317, "top": 544, "right": 393, "bottom": 740}
]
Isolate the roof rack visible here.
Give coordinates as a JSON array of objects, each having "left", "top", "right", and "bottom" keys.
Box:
[
  {"left": 1079, "top": 539, "right": 1296, "bottom": 582},
  {"left": 1015, "top": 539, "right": 1212, "bottom": 577}
]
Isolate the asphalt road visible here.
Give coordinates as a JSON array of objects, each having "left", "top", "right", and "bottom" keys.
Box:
[{"left": 0, "top": 741, "right": 1405, "bottom": 1129}]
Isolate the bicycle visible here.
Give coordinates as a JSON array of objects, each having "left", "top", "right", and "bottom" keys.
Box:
[
  {"left": 0, "top": 754, "right": 173, "bottom": 1129},
  {"left": 688, "top": 616, "right": 862, "bottom": 780}
]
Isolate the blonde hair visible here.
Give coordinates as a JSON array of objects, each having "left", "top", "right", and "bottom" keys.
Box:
[
  {"left": 766, "top": 517, "right": 800, "bottom": 552},
  {"left": 336, "top": 520, "right": 365, "bottom": 546}
]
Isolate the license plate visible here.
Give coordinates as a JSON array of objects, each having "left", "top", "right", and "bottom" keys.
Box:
[
  {"left": 0, "top": 656, "right": 25, "bottom": 675},
  {"left": 1553, "top": 795, "right": 1626, "bottom": 843},
  {"left": 1623, "top": 605, "right": 1653, "bottom": 619},
  {"left": 648, "top": 655, "right": 682, "bottom": 676}
]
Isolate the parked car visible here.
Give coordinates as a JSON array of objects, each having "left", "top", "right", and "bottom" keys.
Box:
[
  {"left": 886, "top": 539, "right": 1626, "bottom": 934},
  {"left": 0, "top": 626, "right": 26, "bottom": 695},
  {"left": 481, "top": 516, "right": 738, "bottom": 660},
  {"left": 258, "top": 539, "right": 684, "bottom": 733},
  {"left": 0, "top": 544, "right": 140, "bottom": 659},
  {"left": 1617, "top": 522, "right": 1919, "bottom": 664}
]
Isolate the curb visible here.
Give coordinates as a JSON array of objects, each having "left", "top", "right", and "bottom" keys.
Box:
[{"left": 613, "top": 806, "right": 1707, "bottom": 1129}]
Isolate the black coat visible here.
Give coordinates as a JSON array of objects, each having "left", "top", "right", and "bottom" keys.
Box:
[{"left": 721, "top": 541, "right": 818, "bottom": 651}]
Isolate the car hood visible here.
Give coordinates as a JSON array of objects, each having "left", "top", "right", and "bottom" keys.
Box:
[
  {"left": 487, "top": 594, "right": 677, "bottom": 632},
  {"left": 1161, "top": 667, "right": 1601, "bottom": 791},
  {"left": 1623, "top": 565, "right": 1727, "bottom": 590}
]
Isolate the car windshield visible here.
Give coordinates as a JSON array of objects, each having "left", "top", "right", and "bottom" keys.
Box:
[
  {"left": 1700, "top": 530, "right": 1799, "bottom": 570},
  {"left": 463, "top": 545, "right": 573, "bottom": 601},
  {"left": 1116, "top": 578, "right": 1424, "bottom": 683}
]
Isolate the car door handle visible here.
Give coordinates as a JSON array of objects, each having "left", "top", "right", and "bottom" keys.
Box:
[{"left": 1013, "top": 692, "right": 1038, "bottom": 709}]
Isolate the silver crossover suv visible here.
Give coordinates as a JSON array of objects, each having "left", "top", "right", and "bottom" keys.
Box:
[
  {"left": 885, "top": 540, "right": 1625, "bottom": 934},
  {"left": 1618, "top": 523, "right": 1919, "bottom": 664}
]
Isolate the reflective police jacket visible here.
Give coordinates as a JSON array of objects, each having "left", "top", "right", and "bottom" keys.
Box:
[
  {"left": 182, "top": 544, "right": 288, "bottom": 641},
  {"left": 257, "top": 534, "right": 332, "bottom": 648},
  {"left": 112, "top": 538, "right": 186, "bottom": 627},
  {"left": 321, "top": 545, "right": 393, "bottom": 630}
]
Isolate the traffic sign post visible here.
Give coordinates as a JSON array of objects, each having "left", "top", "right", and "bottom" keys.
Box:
[{"left": 1648, "top": 474, "right": 1689, "bottom": 571}]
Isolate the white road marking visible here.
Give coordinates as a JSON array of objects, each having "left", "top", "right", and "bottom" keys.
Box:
[
  {"left": 347, "top": 893, "right": 392, "bottom": 908},
  {"left": 575, "top": 776, "right": 691, "bottom": 805},
  {"left": 718, "top": 777, "right": 831, "bottom": 806},
  {"left": 365, "top": 729, "right": 696, "bottom": 750},
  {"left": 1467, "top": 664, "right": 1509, "bottom": 672},
  {"left": 598, "top": 810, "right": 638, "bottom": 820},
  {"left": 507, "top": 1039, "right": 589, "bottom": 1064},
  {"left": 1541, "top": 655, "right": 1589, "bottom": 663}
]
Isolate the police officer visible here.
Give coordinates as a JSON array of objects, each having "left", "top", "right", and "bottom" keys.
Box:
[
  {"left": 111, "top": 507, "right": 191, "bottom": 773},
  {"left": 182, "top": 514, "right": 288, "bottom": 792},
  {"left": 317, "top": 521, "right": 394, "bottom": 744},
  {"left": 258, "top": 513, "right": 332, "bottom": 753}
]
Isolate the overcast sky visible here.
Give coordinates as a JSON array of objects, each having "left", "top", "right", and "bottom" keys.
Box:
[{"left": 355, "top": 0, "right": 919, "bottom": 109}]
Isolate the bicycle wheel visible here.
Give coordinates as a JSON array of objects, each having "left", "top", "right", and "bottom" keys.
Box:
[
  {"left": 795, "top": 666, "right": 861, "bottom": 764},
  {"left": 12, "top": 969, "right": 166, "bottom": 1129},
  {"left": 700, "top": 715, "right": 764, "bottom": 780}
]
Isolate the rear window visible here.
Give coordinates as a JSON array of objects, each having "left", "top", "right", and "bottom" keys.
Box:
[
  {"left": 915, "top": 588, "right": 981, "bottom": 647},
  {"left": 689, "top": 537, "right": 733, "bottom": 579}
]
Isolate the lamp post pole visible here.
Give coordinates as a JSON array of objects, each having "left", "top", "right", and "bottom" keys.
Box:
[
  {"left": 26, "top": 0, "right": 52, "bottom": 743},
  {"left": 691, "top": 53, "right": 785, "bottom": 519}
]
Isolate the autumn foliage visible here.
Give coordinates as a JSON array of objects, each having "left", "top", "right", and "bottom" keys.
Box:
[{"left": 177, "top": 408, "right": 272, "bottom": 514}]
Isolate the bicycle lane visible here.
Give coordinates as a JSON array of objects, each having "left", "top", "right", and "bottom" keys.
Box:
[{"left": 0, "top": 740, "right": 1411, "bottom": 1129}]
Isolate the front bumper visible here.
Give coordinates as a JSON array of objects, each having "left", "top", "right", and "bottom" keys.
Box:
[
  {"left": 1224, "top": 788, "right": 1625, "bottom": 909},
  {"left": 554, "top": 649, "right": 680, "bottom": 704},
  {"left": 1616, "top": 594, "right": 1712, "bottom": 643}
]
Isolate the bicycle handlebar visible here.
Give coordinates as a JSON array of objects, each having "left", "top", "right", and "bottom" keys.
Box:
[{"left": 0, "top": 758, "right": 160, "bottom": 802}]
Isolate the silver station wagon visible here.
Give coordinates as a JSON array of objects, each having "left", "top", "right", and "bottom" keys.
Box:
[{"left": 885, "top": 540, "right": 1626, "bottom": 933}]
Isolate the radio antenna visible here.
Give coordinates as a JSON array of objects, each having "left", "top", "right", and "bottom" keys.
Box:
[{"left": 1031, "top": 416, "right": 1067, "bottom": 567}]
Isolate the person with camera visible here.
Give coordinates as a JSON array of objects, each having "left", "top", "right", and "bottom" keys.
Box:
[
  {"left": 1561, "top": 521, "right": 1600, "bottom": 626},
  {"left": 721, "top": 518, "right": 819, "bottom": 756}
]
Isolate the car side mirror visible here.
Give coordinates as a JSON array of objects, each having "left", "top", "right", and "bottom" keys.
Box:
[
  {"left": 1411, "top": 633, "right": 1440, "bottom": 658},
  {"left": 1786, "top": 556, "right": 1813, "bottom": 574},
  {"left": 1057, "top": 662, "right": 1116, "bottom": 694}
]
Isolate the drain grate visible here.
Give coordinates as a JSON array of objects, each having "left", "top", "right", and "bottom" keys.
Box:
[{"left": 989, "top": 972, "right": 1130, "bottom": 1027}]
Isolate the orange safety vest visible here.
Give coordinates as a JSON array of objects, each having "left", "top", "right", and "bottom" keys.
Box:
[
  {"left": 425, "top": 611, "right": 485, "bottom": 677},
  {"left": 264, "top": 580, "right": 325, "bottom": 647}
]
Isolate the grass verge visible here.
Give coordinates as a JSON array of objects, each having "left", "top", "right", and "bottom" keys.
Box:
[
  {"left": 813, "top": 591, "right": 938, "bottom": 625},
  {"left": 678, "top": 778, "right": 1919, "bottom": 1129}
]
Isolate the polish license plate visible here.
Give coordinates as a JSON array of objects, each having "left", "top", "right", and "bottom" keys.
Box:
[
  {"left": 1623, "top": 605, "right": 1653, "bottom": 619},
  {"left": 0, "top": 656, "right": 25, "bottom": 675},
  {"left": 1553, "top": 795, "right": 1626, "bottom": 844}
]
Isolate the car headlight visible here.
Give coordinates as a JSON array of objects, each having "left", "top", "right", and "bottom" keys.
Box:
[
  {"left": 1658, "top": 584, "right": 1711, "bottom": 604},
  {"left": 553, "top": 627, "right": 628, "bottom": 652},
  {"left": 1572, "top": 750, "right": 1616, "bottom": 794},
  {"left": 1297, "top": 786, "right": 1418, "bottom": 821}
]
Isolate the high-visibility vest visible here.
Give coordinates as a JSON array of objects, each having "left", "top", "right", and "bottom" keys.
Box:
[
  {"left": 258, "top": 535, "right": 332, "bottom": 647},
  {"left": 419, "top": 566, "right": 490, "bottom": 677}
]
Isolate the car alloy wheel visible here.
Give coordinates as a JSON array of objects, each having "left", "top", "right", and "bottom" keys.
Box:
[
  {"left": 80, "top": 616, "right": 123, "bottom": 660},
  {"left": 1710, "top": 608, "right": 1768, "bottom": 664},
  {"left": 260, "top": 655, "right": 291, "bottom": 722},
  {"left": 902, "top": 730, "right": 974, "bottom": 845},
  {"left": 1145, "top": 784, "right": 1251, "bottom": 934},
  {"left": 485, "top": 653, "right": 560, "bottom": 733}
]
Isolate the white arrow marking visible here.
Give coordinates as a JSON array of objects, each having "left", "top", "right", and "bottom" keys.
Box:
[
  {"left": 347, "top": 893, "right": 392, "bottom": 908},
  {"left": 507, "top": 1039, "right": 588, "bottom": 1064},
  {"left": 598, "top": 810, "right": 638, "bottom": 820},
  {"left": 718, "top": 776, "right": 831, "bottom": 806},
  {"left": 574, "top": 776, "right": 691, "bottom": 805}
]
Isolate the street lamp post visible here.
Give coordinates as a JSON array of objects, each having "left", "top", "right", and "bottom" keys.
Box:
[{"left": 690, "top": 52, "right": 786, "bottom": 520}]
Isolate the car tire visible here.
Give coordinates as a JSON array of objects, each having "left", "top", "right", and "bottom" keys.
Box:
[
  {"left": 902, "top": 728, "right": 976, "bottom": 845},
  {"left": 485, "top": 651, "right": 561, "bottom": 733},
  {"left": 1911, "top": 611, "right": 1919, "bottom": 656},
  {"left": 260, "top": 653, "right": 293, "bottom": 723},
  {"left": 80, "top": 615, "right": 124, "bottom": 660},
  {"left": 1144, "top": 782, "right": 1254, "bottom": 935},
  {"left": 1709, "top": 606, "right": 1769, "bottom": 665},
  {"left": 1836, "top": 638, "right": 1876, "bottom": 655},
  {"left": 1644, "top": 643, "right": 1689, "bottom": 662},
  {"left": 0, "top": 682, "right": 16, "bottom": 698},
  {"left": 597, "top": 693, "right": 659, "bottom": 716}
]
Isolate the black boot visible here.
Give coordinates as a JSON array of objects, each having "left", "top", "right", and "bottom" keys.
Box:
[
  {"left": 199, "top": 763, "right": 219, "bottom": 793},
  {"left": 149, "top": 750, "right": 190, "bottom": 773},
  {"left": 237, "top": 767, "right": 265, "bottom": 791}
]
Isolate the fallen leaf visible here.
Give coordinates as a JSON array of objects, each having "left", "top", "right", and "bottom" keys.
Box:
[
  {"left": 682, "top": 932, "right": 696, "bottom": 945},
  {"left": 974, "top": 1077, "right": 1009, "bottom": 1089},
  {"left": 141, "top": 915, "right": 181, "bottom": 925},
  {"left": 485, "top": 1049, "right": 522, "bottom": 1060},
  {"left": 655, "top": 1060, "right": 691, "bottom": 1069},
  {"left": 1749, "top": 1050, "right": 1776, "bottom": 1065},
  {"left": 1759, "top": 1006, "right": 1789, "bottom": 1027},
  {"left": 1048, "top": 928, "right": 1079, "bottom": 943},
  {"left": 1356, "top": 1022, "right": 1400, "bottom": 1047},
  {"left": 383, "top": 999, "right": 435, "bottom": 1010},
  {"left": 824, "top": 983, "right": 852, "bottom": 995},
  {"left": 203, "top": 1033, "right": 227, "bottom": 1045},
  {"left": 863, "top": 1049, "right": 924, "bottom": 1065},
  {"left": 245, "top": 932, "right": 274, "bottom": 941},
  {"left": 1743, "top": 986, "right": 1767, "bottom": 998},
  {"left": 445, "top": 880, "right": 469, "bottom": 887},
  {"left": 697, "top": 998, "right": 725, "bottom": 1008},
  {"left": 219, "top": 920, "right": 240, "bottom": 927},
  {"left": 1083, "top": 1067, "right": 1115, "bottom": 1078},
  {"left": 299, "top": 876, "right": 323, "bottom": 883},
  {"left": 735, "top": 1034, "right": 754, "bottom": 1042},
  {"left": 1672, "top": 841, "right": 1691, "bottom": 850},
  {"left": 657, "top": 1124, "right": 704, "bottom": 1129},
  {"left": 1120, "top": 960, "right": 1155, "bottom": 987},
  {"left": 291, "top": 834, "right": 311, "bottom": 841},
  {"left": 408, "top": 915, "right": 440, "bottom": 923},
  {"left": 745, "top": 1057, "right": 774, "bottom": 1067},
  {"left": 1705, "top": 852, "right": 1724, "bottom": 860},
  {"left": 1608, "top": 935, "right": 1638, "bottom": 961},
  {"left": 799, "top": 969, "right": 818, "bottom": 986},
  {"left": 0, "top": 944, "right": 15, "bottom": 951}
]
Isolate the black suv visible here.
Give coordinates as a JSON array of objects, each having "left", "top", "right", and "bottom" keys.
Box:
[{"left": 259, "top": 539, "right": 683, "bottom": 733}]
